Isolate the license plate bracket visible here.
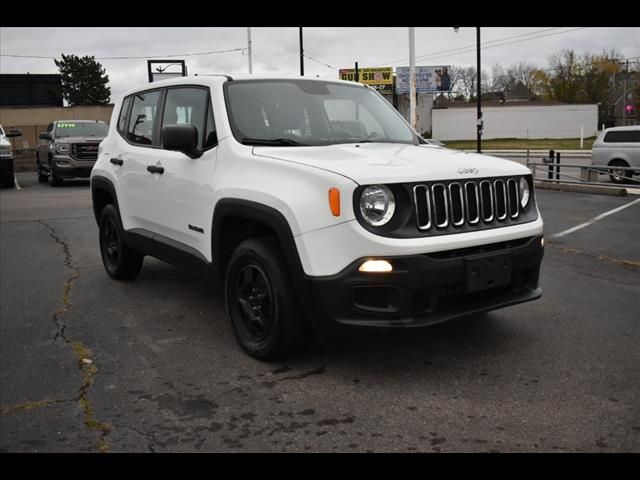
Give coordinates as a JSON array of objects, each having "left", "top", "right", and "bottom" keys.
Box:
[{"left": 464, "top": 251, "right": 512, "bottom": 293}]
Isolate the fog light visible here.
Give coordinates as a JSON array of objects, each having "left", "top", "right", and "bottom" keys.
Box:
[
  {"left": 541, "top": 237, "right": 544, "bottom": 247},
  {"left": 359, "top": 259, "right": 392, "bottom": 273}
]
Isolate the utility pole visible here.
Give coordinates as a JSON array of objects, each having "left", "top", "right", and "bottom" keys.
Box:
[
  {"left": 622, "top": 59, "right": 628, "bottom": 125},
  {"left": 409, "top": 27, "right": 417, "bottom": 131},
  {"left": 476, "top": 26, "right": 482, "bottom": 153},
  {"left": 299, "top": 27, "right": 304, "bottom": 76},
  {"left": 247, "top": 27, "right": 253, "bottom": 74}
]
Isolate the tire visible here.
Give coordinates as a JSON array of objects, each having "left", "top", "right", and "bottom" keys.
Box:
[
  {"left": 608, "top": 160, "right": 630, "bottom": 185},
  {"left": 48, "top": 159, "right": 62, "bottom": 187},
  {"left": 98, "top": 204, "right": 144, "bottom": 280},
  {"left": 225, "top": 236, "right": 307, "bottom": 360},
  {"left": 37, "top": 157, "right": 48, "bottom": 183}
]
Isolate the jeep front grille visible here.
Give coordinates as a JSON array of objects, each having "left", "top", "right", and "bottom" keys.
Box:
[
  {"left": 413, "top": 177, "right": 523, "bottom": 232},
  {"left": 71, "top": 143, "right": 100, "bottom": 161}
]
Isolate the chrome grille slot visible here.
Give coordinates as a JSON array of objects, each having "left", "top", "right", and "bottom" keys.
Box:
[
  {"left": 479, "top": 180, "right": 494, "bottom": 222},
  {"left": 448, "top": 182, "right": 465, "bottom": 227},
  {"left": 507, "top": 178, "right": 519, "bottom": 218},
  {"left": 464, "top": 181, "right": 480, "bottom": 224},
  {"left": 494, "top": 179, "right": 508, "bottom": 221},
  {"left": 413, "top": 185, "right": 431, "bottom": 230},
  {"left": 71, "top": 143, "right": 100, "bottom": 161},
  {"left": 431, "top": 184, "right": 449, "bottom": 228}
]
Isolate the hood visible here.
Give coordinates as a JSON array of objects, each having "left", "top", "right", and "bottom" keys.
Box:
[
  {"left": 253, "top": 143, "right": 530, "bottom": 185},
  {"left": 54, "top": 136, "right": 105, "bottom": 144}
]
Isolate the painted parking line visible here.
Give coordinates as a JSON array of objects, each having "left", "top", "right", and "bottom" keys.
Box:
[
  {"left": 14, "top": 176, "right": 21, "bottom": 190},
  {"left": 550, "top": 197, "right": 640, "bottom": 239}
]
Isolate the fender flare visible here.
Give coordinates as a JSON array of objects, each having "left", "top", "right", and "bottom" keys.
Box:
[
  {"left": 90, "top": 175, "right": 121, "bottom": 225},
  {"left": 211, "top": 199, "right": 318, "bottom": 327}
]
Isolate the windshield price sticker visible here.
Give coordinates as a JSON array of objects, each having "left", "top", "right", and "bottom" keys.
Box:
[{"left": 58, "top": 123, "right": 77, "bottom": 128}]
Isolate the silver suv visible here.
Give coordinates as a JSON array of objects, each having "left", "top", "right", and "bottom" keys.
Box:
[
  {"left": 37, "top": 120, "right": 109, "bottom": 186},
  {"left": 591, "top": 126, "right": 640, "bottom": 184}
]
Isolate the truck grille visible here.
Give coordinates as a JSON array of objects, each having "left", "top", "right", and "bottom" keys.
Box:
[
  {"left": 413, "top": 177, "right": 522, "bottom": 232},
  {"left": 71, "top": 143, "right": 100, "bottom": 161}
]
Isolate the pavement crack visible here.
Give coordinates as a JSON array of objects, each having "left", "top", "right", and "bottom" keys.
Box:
[
  {"left": 122, "top": 425, "right": 159, "bottom": 453},
  {"left": 546, "top": 241, "right": 640, "bottom": 270},
  {"left": 0, "top": 397, "right": 76, "bottom": 414},
  {"left": 37, "top": 219, "right": 111, "bottom": 453}
]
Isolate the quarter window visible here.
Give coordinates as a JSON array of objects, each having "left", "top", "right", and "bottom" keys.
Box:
[
  {"left": 161, "top": 87, "right": 213, "bottom": 150},
  {"left": 127, "top": 90, "right": 162, "bottom": 146},
  {"left": 118, "top": 96, "right": 132, "bottom": 135}
]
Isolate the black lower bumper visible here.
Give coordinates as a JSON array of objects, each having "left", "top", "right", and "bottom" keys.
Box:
[
  {"left": 53, "top": 164, "right": 93, "bottom": 179},
  {"left": 305, "top": 235, "right": 544, "bottom": 336}
]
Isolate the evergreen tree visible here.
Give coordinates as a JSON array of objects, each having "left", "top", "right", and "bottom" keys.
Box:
[{"left": 54, "top": 54, "right": 111, "bottom": 105}]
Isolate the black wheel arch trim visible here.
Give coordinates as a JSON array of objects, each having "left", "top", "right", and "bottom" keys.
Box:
[
  {"left": 211, "top": 198, "right": 319, "bottom": 329},
  {"left": 91, "top": 175, "right": 121, "bottom": 225}
]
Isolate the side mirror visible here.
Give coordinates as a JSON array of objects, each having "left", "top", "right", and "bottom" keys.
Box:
[
  {"left": 6, "top": 129, "right": 22, "bottom": 138},
  {"left": 39, "top": 132, "right": 52, "bottom": 141},
  {"left": 162, "top": 124, "right": 202, "bottom": 159}
]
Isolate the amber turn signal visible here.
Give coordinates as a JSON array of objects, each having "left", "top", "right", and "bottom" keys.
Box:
[{"left": 329, "top": 188, "right": 340, "bottom": 216}]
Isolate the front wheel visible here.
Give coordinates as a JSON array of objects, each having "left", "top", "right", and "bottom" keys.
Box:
[
  {"left": 37, "top": 157, "right": 48, "bottom": 183},
  {"left": 48, "top": 160, "right": 62, "bottom": 187},
  {"left": 99, "top": 204, "right": 144, "bottom": 280},
  {"left": 225, "top": 236, "right": 307, "bottom": 360}
]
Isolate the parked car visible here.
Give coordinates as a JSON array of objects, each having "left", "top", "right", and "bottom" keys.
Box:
[
  {"left": 591, "top": 126, "right": 640, "bottom": 184},
  {"left": 91, "top": 76, "right": 544, "bottom": 360},
  {"left": 37, "top": 120, "right": 109, "bottom": 186},
  {"left": 0, "top": 125, "right": 22, "bottom": 189}
]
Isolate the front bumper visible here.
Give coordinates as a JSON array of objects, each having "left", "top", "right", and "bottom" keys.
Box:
[
  {"left": 52, "top": 155, "right": 94, "bottom": 178},
  {"left": 304, "top": 235, "right": 544, "bottom": 335}
]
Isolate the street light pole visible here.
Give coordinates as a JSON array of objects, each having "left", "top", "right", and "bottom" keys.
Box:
[
  {"left": 409, "top": 27, "right": 417, "bottom": 131},
  {"left": 476, "top": 26, "right": 482, "bottom": 153},
  {"left": 299, "top": 27, "right": 304, "bottom": 76},
  {"left": 247, "top": 27, "right": 253, "bottom": 74}
]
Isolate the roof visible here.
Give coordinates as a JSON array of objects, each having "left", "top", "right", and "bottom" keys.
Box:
[
  {"left": 119, "top": 75, "right": 366, "bottom": 99},
  {"left": 604, "top": 125, "right": 640, "bottom": 131}
]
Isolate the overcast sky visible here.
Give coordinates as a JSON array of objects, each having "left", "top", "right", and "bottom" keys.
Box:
[{"left": 1, "top": 27, "right": 638, "bottom": 101}]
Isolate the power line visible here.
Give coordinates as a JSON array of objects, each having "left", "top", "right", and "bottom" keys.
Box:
[
  {"left": 0, "top": 47, "right": 246, "bottom": 61},
  {"left": 370, "top": 27, "right": 564, "bottom": 68},
  {"left": 303, "top": 53, "right": 337, "bottom": 70}
]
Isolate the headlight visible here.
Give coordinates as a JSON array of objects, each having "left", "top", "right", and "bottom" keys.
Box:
[
  {"left": 55, "top": 144, "right": 69, "bottom": 154},
  {"left": 519, "top": 177, "right": 530, "bottom": 208},
  {"left": 0, "top": 144, "right": 11, "bottom": 154},
  {"left": 359, "top": 185, "right": 396, "bottom": 227}
]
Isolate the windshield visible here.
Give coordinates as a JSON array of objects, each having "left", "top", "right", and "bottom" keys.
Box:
[
  {"left": 55, "top": 122, "right": 108, "bottom": 138},
  {"left": 224, "top": 79, "right": 418, "bottom": 147}
]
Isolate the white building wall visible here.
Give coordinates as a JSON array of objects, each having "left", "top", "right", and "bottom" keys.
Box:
[
  {"left": 395, "top": 94, "right": 434, "bottom": 136},
  {"left": 432, "top": 104, "right": 598, "bottom": 140}
]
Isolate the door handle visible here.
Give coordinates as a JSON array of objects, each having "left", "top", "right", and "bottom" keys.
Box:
[
  {"left": 147, "top": 165, "right": 164, "bottom": 174},
  {"left": 110, "top": 158, "right": 124, "bottom": 166}
]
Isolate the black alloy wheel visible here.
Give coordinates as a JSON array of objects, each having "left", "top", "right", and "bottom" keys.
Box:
[
  {"left": 234, "top": 264, "right": 276, "bottom": 343},
  {"left": 225, "top": 236, "right": 307, "bottom": 360}
]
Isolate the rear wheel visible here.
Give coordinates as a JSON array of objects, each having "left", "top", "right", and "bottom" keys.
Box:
[
  {"left": 99, "top": 204, "right": 144, "bottom": 280},
  {"left": 609, "top": 160, "right": 631, "bottom": 184},
  {"left": 225, "top": 236, "right": 307, "bottom": 360}
]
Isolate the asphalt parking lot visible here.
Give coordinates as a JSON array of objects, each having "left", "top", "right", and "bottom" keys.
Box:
[{"left": 1, "top": 172, "right": 639, "bottom": 453}]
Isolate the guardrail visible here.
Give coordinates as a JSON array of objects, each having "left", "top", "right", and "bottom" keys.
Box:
[{"left": 527, "top": 161, "right": 639, "bottom": 187}]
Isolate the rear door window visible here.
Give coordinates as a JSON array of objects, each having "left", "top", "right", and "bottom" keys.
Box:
[{"left": 127, "top": 90, "right": 162, "bottom": 146}]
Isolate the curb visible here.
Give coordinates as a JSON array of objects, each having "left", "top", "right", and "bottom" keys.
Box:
[{"left": 534, "top": 181, "right": 627, "bottom": 197}]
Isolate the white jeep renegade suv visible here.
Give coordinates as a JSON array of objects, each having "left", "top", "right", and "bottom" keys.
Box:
[{"left": 91, "top": 75, "right": 544, "bottom": 360}]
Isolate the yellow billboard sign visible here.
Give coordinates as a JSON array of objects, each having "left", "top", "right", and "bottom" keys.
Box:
[{"left": 339, "top": 67, "right": 393, "bottom": 93}]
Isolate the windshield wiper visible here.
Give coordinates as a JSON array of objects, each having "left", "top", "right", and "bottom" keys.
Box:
[{"left": 241, "top": 137, "right": 308, "bottom": 146}]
